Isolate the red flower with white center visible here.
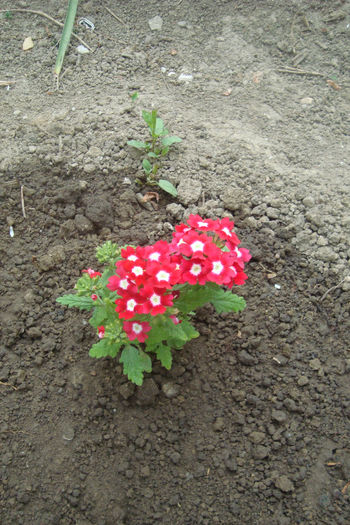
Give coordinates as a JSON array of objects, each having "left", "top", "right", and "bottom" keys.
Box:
[
  {"left": 230, "top": 246, "right": 252, "bottom": 269},
  {"left": 121, "top": 245, "right": 145, "bottom": 262},
  {"left": 123, "top": 321, "right": 152, "bottom": 343},
  {"left": 123, "top": 259, "right": 147, "bottom": 286},
  {"left": 115, "top": 293, "right": 144, "bottom": 319},
  {"left": 82, "top": 268, "right": 101, "bottom": 278},
  {"left": 177, "top": 231, "right": 211, "bottom": 258},
  {"left": 91, "top": 294, "right": 98, "bottom": 301},
  {"left": 180, "top": 258, "right": 210, "bottom": 285},
  {"left": 215, "top": 218, "right": 240, "bottom": 244},
  {"left": 97, "top": 326, "right": 105, "bottom": 339},
  {"left": 139, "top": 285, "right": 174, "bottom": 315},
  {"left": 187, "top": 214, "right": 217, "bottom": 232},
  {"left": 143, "top": 240, "right": 170, "bottom": 262},
  {"left": 107, "top": 273, "right": 136, "bottom": 295},
  {"left": 146, "top": 262, "right": 180, "bottom": 289},
  {"left": 206, "top": 252, "right": 234, "bottom": 285},
  {"left": 174, "top": 223, "right": 192, "bottom": 235}
]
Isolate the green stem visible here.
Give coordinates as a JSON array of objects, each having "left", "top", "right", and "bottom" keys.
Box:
[{"left": 54, "top": 0, "right": 79, "bottom": 79}]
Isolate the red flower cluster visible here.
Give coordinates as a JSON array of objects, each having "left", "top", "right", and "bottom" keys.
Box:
[{"left": 107, "top": 215, "right": 251, "bottom": 343}]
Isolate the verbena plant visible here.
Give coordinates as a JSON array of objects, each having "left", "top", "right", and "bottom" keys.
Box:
[
  {"left": 128, "top": 109, "right": 181, "bottom": 197},
  {"left": 57, "top": 215, "right": 251, "bottom": 385}
]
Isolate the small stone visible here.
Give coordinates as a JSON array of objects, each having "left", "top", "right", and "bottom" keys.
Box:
[
  {"left": 140, "top": 465, "right": 150, "bottom": 478},
  {"left": 178, "top": 73, "right": 193, "bottom": 82},
  {"left": 213, "top": 417, "right": 225, "bottom": 431},
  {"left": 177, "top": 178, "right": 202, "bottom": 205},
  {"left": 271, "top": 410, "right": 287, "bottom": 423},
  {"left": 249, "top": 431, "right": 265, "bottom": 444},
  {"left": 297, "top": 376, "right": 309, "bottom": 386},
  {"left": 169, "top": 451, "right": 181, "bottom": 464},
  {"left": 148, "top": 15, "right": 163, "bottom": 31},
  {"left": 62, "top": 423, "right": 75, "bottom": 441},
  {"left": 302, "top": 196, "right": 315, "bottom": 208},
  {"left": 253, "top": 445, "right": 270, "bottom": 459},
  {"left": 275, "top": 475, "right": 294, "bottom": 493},
  {"left": 85, "top": 196, "right": 114, "bottom": 228},
  {"left": 119, "top": 382, "right": 135, "bottom": 400},
  {"left": 37, "top": 245, "right": 65, "bottom": 271},
  {"left": 225, "top": 458, "right": 237, "bottom": 472},
  {"left": 63, "top": 204, "right": 76, "bottom": 218},
  {"left": 309, "top": 358, "right": 321, "bottom": 370},
  {"left": 27, "top": 327, "right": 42, "bottom": 339},
  {"left": 162, "top": 382, "right": 180, "bottom": 399},
  {"left": 74, "top": 214, "right": 94, "bottom": 233},
  {"left": 136, "top": 378, "right": 159, "bottom": 406},
  {"left": 238, "top": 350, "right": 256, "bottom": 366},
  {"left": 300, "top": 97, "right": 313, "bottom": 105}
]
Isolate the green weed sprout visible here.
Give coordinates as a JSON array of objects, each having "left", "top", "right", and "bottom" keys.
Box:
[
  {"left": 54, "top": 0, "right": 79, "bottom": 81},
  {"left": 128, "top": 109, "right": 181, "bottom": 197}
]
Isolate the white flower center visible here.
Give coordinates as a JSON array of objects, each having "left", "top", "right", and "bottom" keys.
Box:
[
  {"left": 212, "top": 261, "right": 223, "bottom": 275},
  {"left": 126, "top": 299, "right": 136, "bottom": 311},
  {"left": 190, "top": 263, "right": 202, "bottom": 276},
  {"left": 230, "top": 266, "right": 237, "bottom": 277},
  {"left": 150, "top": 293, "right": 161, "bottom": 306},
  {"left": 198, "top": 221, "right": 208, "bottom": 228},
  {"left": 222, "top": 227, "right": 232, "bottom": 237},
  {"left": 127, "top": 255, "right": 138, "bottom": 261},
  {"left": 120, "top": 278, "right": 129, "bottom": 290},
  {"left": 156, "top": 270, "right": 170, "bottom": 282},
  {"left": 132, "top": 323, "right": 142, "bottom": 334},
  {"left": 190, "top": 240, "right": 204, "bottom": 252},
  {"left": 149, "top": 252, "right": 160, "bottom": 261},
  {"left": 235, "top": 247, "right": 242, "bottom": 258},
  {"left": 132, "top": 266, "right": 143, "bottom": 277}
]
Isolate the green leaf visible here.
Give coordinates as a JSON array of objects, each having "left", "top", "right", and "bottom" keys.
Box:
[
  {"left": 96, "top": 241, "right": 120, "bottom": 264},
  {"left": 155, "top": 117, "right": 165, "bottom": 136},
  {"left": 147, "top": 152, "right": 159, "bottom": 159},
  {"left": 154, "top": 343, "right": 172, "bottom": 370},
  {"left": 130, "top": 92, "right": 139, "bottom": 102},
  {"left": 89, "top": 339, "right": 120, "bottom": 358},
  {"left": 173, "top": 285, "right": 213, "bottom": 314},
  {"left": 120, "top": 345, "right": 152, "bottom": 385},
  {"left": 211, "top": 290, "right": 246, "bottom": 313},
  {"left": 127, "top": 140, "right": 148, "bottom": 150},
  {"left": 142, "top": 158, "right": 152, "bottom": 174},
  {"left": 89, "top": 306, "right": 108, "bottom": 328},
  {"left": 56, "top": 294, "right": 95, "bottom": 310},
  {"left": 158, "top": 179, "right": 177, "bottom": 197},
  {"left": 161, "top": 136, "right": 182, "bottom": 147},
  {"left": 54, "top": 0, "right": 79, "bottom": 78},
  {"left": 142, "top": 110, "right": 153, "bottom": 127}
]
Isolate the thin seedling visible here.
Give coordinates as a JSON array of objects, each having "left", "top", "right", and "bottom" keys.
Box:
[
  {"left": 54, "top": 0, "right": 79, "bottom": 85},
  {"left": 128, "top": 109, "right": 181, "bottom": 197}
]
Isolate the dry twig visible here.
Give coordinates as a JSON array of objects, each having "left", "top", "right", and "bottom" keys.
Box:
[
  {"left": 277, "top": 66, "right": 324, "bottom": 77},
  {"left": 0, "top": 9, "right": 92, "bottom": 51},
  {"left": 20, "top": 185, "right": 26, "bottom": 218},
  {"left": 0, "top": 381, "right": 18, "bottom": 390},
  {"left": 320, "top": 276, "right": 348, "bottom": 302},
  {"left": 104, "top": 6, "right": 127, "bottom": 27},
  {"left": 0, "top": 80, "right": 16, "bottom": 86}
]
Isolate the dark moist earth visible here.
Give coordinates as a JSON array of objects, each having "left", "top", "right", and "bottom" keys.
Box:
[{"left": 1, "top": 1, "right": 350, "bottom": 524}]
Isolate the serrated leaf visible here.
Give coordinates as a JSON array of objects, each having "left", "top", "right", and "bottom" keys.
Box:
[
  {"left": 154, "top": 343, "right": 172, "bottom": 370},
  {"left": 127, "top": 140, "right": 148, "bottom": 150},
  {"left": 120, "top": 345, "right": 152, "bottom": 385},
  {"left": 56, "top": 294, "right": 95, "bottom": 310},
  {"left": 161, "top": 135, "right": 182, "bottom": 147},
  {"left": 173, "top": 285, "right": 213, "bottom": 314},
  {"left": 89, "top": 306, "right": 108, "bottom": 328},
  {"left": 211, "top": 291, "right": 246, "bottom": 313},
  {"left": 89, "top": 339, "right": 120, "bottom": 358},
  {"left": 158, "top": 179, "right": 177, "bottom": 197},
  {"left": 142, "top": 158, "right": 152, "bottom": 174}
]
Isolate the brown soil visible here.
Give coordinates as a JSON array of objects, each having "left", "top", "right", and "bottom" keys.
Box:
[{"left": 1, "top": 1, "right": 349, "bottom": 524}]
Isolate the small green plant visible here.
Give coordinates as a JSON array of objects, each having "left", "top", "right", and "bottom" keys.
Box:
[
  {"left": 4, "top": 11, "right": 13, "bottom": 19},
  {"left": 128, "top": 109, "right": 181, "bottom": 197}
]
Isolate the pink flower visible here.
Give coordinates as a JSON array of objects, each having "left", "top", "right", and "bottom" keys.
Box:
[
  {"left": 170, "top": 315, "right": 181, "bottom": 325},
  {"left": 83, "top": 268, "right": 102, "bottom": 278},
  {"left": 146, "top": 261, "right": 181, "bottom": 289},
  {"left": 180, "top": 258, "right": 210, "bottom": 285},
  {"left": 97, "top": 326, "right": 105, "bottom": 339},
  {"left": 91, "top": 294, "right": 98, "bottom": 301},
  {"left": 123, "top": 321, "right": 152, "bottom": 343},
  {"left": 115, "top": 293, "right": 144, "bottom": 319},
  {"left": 143, "top": 240, "right": 170, "bottom": 262}
]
